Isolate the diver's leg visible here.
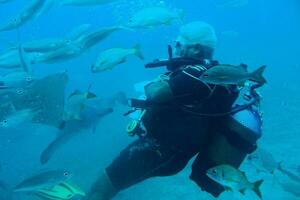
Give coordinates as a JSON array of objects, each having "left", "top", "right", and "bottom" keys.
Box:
[
  {"left": 87, "top": 137, "right": 193, "bottom": 200},
  {"left": 87, "top": 171, "right": 117, "bottom": 200}
]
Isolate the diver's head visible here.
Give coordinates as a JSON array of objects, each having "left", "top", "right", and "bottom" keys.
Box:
[{"left": 175, "top": 21, "right": 217, "bottom": 60}]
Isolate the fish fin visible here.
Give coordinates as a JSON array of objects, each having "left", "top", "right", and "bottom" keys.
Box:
[
  {"left": 250, "top": 65, "right": 267, "bottom": 84},
  {"left": 133, "top": 44, "right": 144, "bottom": 60},
  {"left": 252, "top": 179, "right": 263, "bottom": 199}
]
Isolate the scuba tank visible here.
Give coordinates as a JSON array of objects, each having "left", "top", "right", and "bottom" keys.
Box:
[{"left": 190, "top": 83, "right": 263, "bottom": 197}]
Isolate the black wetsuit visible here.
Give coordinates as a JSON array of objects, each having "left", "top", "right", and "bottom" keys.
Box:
[{"left": 106, "top": 65, "right": 239, "bottom": 196}]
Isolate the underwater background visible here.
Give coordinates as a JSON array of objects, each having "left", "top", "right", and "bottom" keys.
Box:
[{"left": 0, "top": 0, "right": 300, "bottom": 199}]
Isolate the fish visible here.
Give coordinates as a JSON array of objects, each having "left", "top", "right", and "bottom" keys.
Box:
[
  {"left": 0, "top": 108, "right": 41, "bottom": 128},
  {"left": 247, "top": 148, "right": 280, "bottom": 174},
  {"left": 34, "top": 26, "right": 122, "bottom": 64},
  {"left": 63, "top": 89, "right": 97, "bottom": 121},
  {"left": 206, "top": 164, "right": 263, "bottom": 199},
  {"left": 0, "top": 49, "right": 38, "bottom": 70},
  {"left": 0, "top": 0, "right": 47, "bottom": 32},
  {"left": 20, "top": 38, "right": 69, "bottom": 53},
  {"left": 278, "top": 180, "right": 300, "bottom": 197},
  {"left": 33, "top": 42, "right": 83, "bottom": 64},
  {"left": 127, "top": 7, "right": 184, "bottom": 29},
  {"left": 278, "top": 163, "right": 300, "bottom": 183},
  {"left": 13, "top": 170, "right": 72, "bottom": 193},
  {"left": 91, "top": 44, "right": 144, "bottom": 73},
  {"left": 60, "top": 0, "right": 117, "bottom": 6},
  {"left": 76, "top": 26, "right": 122, "bottom": 51},
  {"left": 200, "top": 64, "right": 267, "bottom": 85},
  {"left": 40, "top": 95, "right": 118, "bottom": 164}
]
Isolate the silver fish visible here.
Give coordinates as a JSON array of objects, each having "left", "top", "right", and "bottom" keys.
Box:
[
  {"left": 13, "top": 170, "right": 72, "bottom": 193},
  {"left": 91, "top": 44, "right": 144, "bottom": 73},
  {"left": 0, "top": 0, "right": 47, "bottom": 32},
  {"left": 127, "top": 7, "right": 184, "bottom": 29},
  {"left": 76, "top": 26, "right": 122, "bottom": 51},
  {"left": 247, "top": 148, "right": 280, "bottom": 174},
  {"left": 33, "top": 42, "right": 83, "bottom": 64},
  {"left": 207, "top": 164, "right": 263, "bottom": 199},
  {"left": 200, "top": 64, "right": 267, "bottom": 85}
]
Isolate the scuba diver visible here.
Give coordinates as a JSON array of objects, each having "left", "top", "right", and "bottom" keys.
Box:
[{"left": 87, "top": 21, "right": 265, "bottom": 200}]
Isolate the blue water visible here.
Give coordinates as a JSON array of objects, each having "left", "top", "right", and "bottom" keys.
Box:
[{"left": 0, "top": 0, "right": 300, "bottom": 199}]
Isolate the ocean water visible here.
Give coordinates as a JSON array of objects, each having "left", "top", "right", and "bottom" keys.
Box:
[{"left": 0, "top": 0, "right": 299, "bottom": 200}]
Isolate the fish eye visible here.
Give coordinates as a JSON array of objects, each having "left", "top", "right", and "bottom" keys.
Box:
[
  {"left": 212, "top": 169, "right": 217, "bottom": 174},
  {"left": 64, "top": 172, "right": 69, "bottom": 176}
]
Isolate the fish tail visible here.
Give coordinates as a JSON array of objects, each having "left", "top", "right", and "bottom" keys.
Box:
[
  {"left": 252, "top": 179, "right": 264, "bottom": 199},
  {"left": 133, "top": 44, "right": 144, "bottom": 60},
  {"left": 251, "top": 65, "right": 267, "bottom": 84}
]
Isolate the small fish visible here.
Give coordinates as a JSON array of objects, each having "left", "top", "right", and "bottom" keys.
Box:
[
  {"left": 60, "top": 0, "right": 117, "bottom": 6},
  {"left": 13, "top": 170, "right": 71, "bottom": 193},
  {"left": 127, "top": 7, "right": 184, "bottom": 29},
  {"left": 0, "top": 0, "right": 47, "bottom": 32},
  {"left": 20, "top": 38, "right": 69, "bottom": 53},
  {"left": 207, "top": 164, "right": 263, "bottom": 199},
  {"left": 63, "top": 90, "right": 97, "bottom": 121},
  {"left": 0, "top": 108, "right": 40, "bottom": 128},
  {"left": 91, "top": 44, "right": 144, "bottom": 73},
  {"left": 0, "top": 49, "right": 38, "bottom": 70},
  {"left": 33, "top": 42, "right": 82, "bottom": 64},
  {"left": 77, "top": 26, "right": 122, "bottom": 51},
  {"left": 200, "top": 64, "right": 267, "bottom": 85},
  {"left": 247, "top": 148, "right": 280, "bottom": 174}
]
